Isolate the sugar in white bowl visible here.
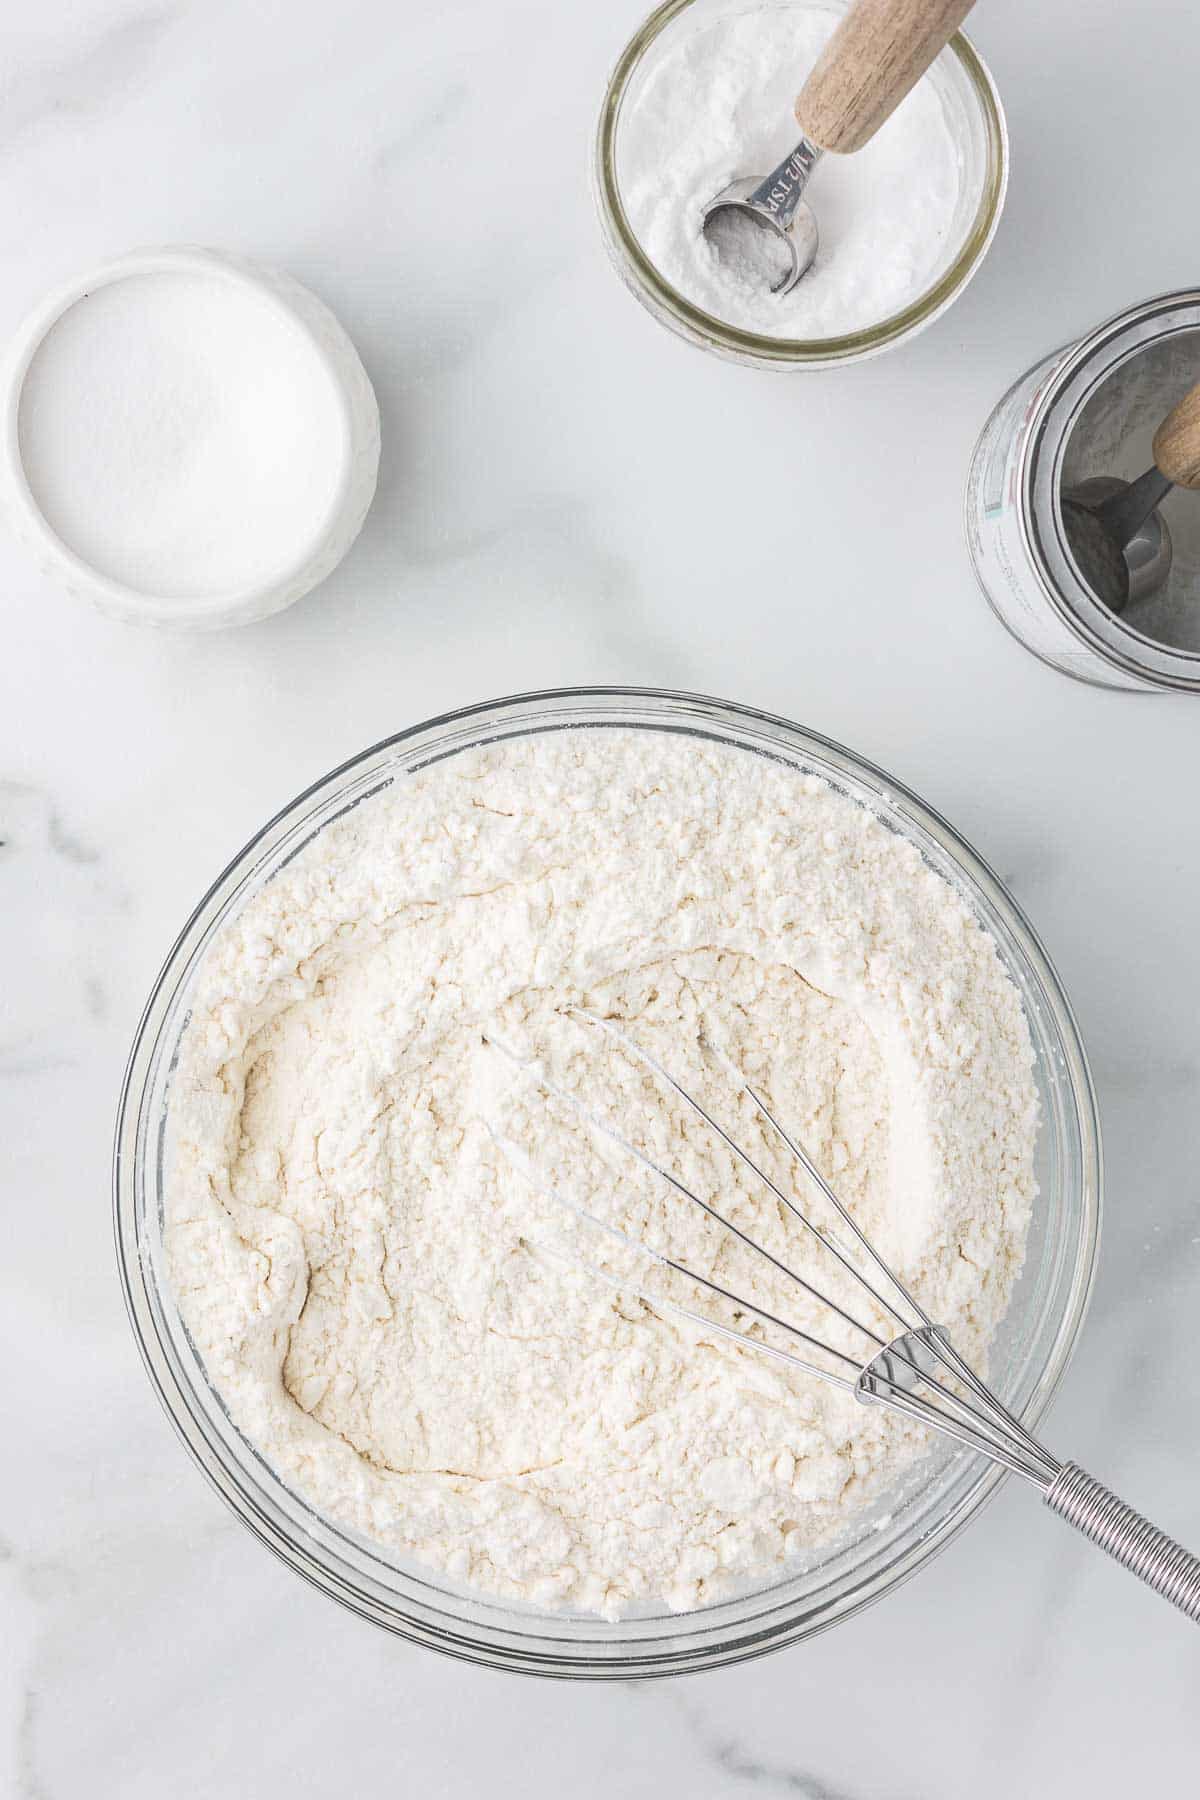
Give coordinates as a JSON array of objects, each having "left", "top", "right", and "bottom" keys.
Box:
[{"left": 3, "top": 248, "right": 380, "bottom": 628}]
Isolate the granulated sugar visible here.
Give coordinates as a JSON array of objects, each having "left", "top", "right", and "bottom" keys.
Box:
[
  {"left": 17, "top": 269, "right": 347, "bottom": 599},
  {"left": 167, "top": 731, "right": 1036, "bottom": 1618},
  {"left": 619, "top": 3, "right": 965, "bottom": 339}
]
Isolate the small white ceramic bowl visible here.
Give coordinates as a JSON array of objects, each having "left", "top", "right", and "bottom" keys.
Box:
[{"left": 1, "top": 246, "right": 380, "bottom": 629}]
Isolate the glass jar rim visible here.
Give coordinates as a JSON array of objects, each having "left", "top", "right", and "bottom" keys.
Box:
[
  {"left": 1022, "top": 289, "right": 1200, "bottom": 690},
  {"left": 593, "top": 0, "right": 1009, "bottom": 367}
]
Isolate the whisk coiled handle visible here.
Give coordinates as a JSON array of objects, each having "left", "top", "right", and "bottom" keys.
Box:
[{"left": 1045, "top": 1463, "right": 1200, "bottom": 1622}]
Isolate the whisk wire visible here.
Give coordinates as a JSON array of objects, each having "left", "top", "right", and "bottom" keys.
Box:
[
  {"left": 488, "top": 1124, "right": 863, "bottom": 1380},
  {"left": 741, "top": 1071, "right": 1060, "bottom": 1483},
  {"left": 489, "top": 1019, "right": 1057, "bottom": 1485},
  {"left": 740, "top": 1078, "right": 928, "bottom": 1332},
  {"left": 566, "top": 1015, "right": 1057, "bottom": 1478},
  {"left": 574, "top": 1011, "right": 921, "bottom": 1340},
  {"left": 530, "top": 1237, "right": 859, "bottom": 1392},
  {"left": 484, "top": 1014, "right": 1200, "bottom": 1624},
  {"left": 486, "top": 1033, "right": 888, "bottom": 1359}
]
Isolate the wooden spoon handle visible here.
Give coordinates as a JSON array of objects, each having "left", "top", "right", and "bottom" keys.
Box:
[
  {"left": 796, "top": 0, "right": 976, "bottom": 155},
  {"left": 1153, "top": 381, "right": 1200, "bottom": 490}
]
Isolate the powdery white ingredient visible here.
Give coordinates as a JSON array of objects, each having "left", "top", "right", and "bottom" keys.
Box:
[
  {"left": 620, "top": 4, "right": 964, "bottom": 339},
  {"left": 703, "top": 206, "right": 798, "bottom": 290},
  {"left": 18, "top": 271, "right": 347, "bottom": 599},
  {"left": 167, "top": 732, "right": 1036, "bottom": 1619}
]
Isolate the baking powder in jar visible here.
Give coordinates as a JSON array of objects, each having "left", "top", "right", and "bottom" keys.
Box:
[
  {"left": 594, "top": 0, "right": 1007, "bottom": 369},
  {"left": 965, "top": 289, "right": 1200, "bottom": 692}
]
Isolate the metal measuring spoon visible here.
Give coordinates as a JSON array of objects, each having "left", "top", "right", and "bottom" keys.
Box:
[
  {"left": 702, "top": 0, "right": 976, "bottom": 296},
  {"left": 1062, "top": 379, "right": 1200, "bottom": 612},
  {"left": 1062, "top": 478, "right": 1173, "bottom": 608}
]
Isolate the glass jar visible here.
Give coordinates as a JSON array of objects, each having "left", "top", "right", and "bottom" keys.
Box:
[
  {"left": 115, "top": 688, "right": 1100, "bottom": 1677},
  {"left": 592, "top": 0, "right": 1008, "bottom": 370},
  {"left": 965, "top": 289, "right": 1200, "bottom": 691}
]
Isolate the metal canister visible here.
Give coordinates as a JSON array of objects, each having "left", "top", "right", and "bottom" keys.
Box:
[{"left": 965, "top": 290, "right": 1200, "bottom": 691}]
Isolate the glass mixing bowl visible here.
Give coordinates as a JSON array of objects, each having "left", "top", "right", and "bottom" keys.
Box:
[
  {"left": 593, "top": 0, "right": 1009, "bottom": 369},
  {"left": 114, "top": 687, "right": 1100, "bottom": 1677}
]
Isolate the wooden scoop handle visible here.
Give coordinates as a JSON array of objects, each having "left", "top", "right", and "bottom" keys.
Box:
[
  {"left": 796, "top": 0, "right": 976, "bottom": 155},
  {"left": 1153, "top": 381, "right": 1200, "bottom": 490}
]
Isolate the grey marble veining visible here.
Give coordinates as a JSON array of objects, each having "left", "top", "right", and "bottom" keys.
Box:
[{"left": 3, "top": 0, "right": 1200, "bottom": 1794}]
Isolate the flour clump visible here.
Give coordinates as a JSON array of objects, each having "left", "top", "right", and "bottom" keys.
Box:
[{"left": 167, "top": 731, "right": 1036, "bottom": 1618}]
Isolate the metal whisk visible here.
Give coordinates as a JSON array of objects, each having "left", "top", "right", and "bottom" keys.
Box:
[{"left": 488, "top": 1012, "right": 1200, "bottom": 1624}]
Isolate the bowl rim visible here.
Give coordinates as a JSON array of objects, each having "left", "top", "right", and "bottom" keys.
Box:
[
  {"left": 592, "top": 0, "right": 1010, "bottom": 369},
  {"left": 114, "top": 684, "right": 1102, "bottom": 1676}
]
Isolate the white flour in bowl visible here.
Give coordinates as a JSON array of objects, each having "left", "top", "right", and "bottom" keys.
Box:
[
  {"left": 618, "top": 3, "right": 965, "bottom": 339},
  {"left": 167, "top": 731, "right": 1036, "bottom": 1618}
]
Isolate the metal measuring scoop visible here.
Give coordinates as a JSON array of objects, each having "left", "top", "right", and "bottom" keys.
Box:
[
  {"left": 702, "top": 0, "right": 976, "bottom": 296},
  {"left": 1061, "top": 379, "right": 1200, "bottom": 612}
]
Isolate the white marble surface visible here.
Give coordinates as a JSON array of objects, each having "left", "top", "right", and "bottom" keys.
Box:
[{"left": 4, "top": 0, "right": 1199, "bottom": 1792}]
